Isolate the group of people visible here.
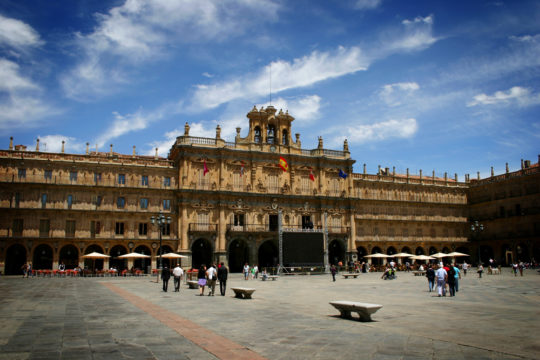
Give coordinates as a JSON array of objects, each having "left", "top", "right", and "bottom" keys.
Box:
[
  {"left": 161, "top": 263, "right": 229, "bottom": 296},
  {"left": 426, "top": 263, "right": 461, "bottom": 297},
  {"left": 242, "top": 263, "right": 259, "bottom": 280}
]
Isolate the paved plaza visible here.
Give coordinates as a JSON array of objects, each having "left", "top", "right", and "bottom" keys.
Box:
[{"left": 1, "top": 269, "right": 539, "bottom": 360}]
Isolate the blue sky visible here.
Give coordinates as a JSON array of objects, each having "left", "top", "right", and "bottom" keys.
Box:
[{"left": 0, "top": 0, "right": 539, "bottom": 179}]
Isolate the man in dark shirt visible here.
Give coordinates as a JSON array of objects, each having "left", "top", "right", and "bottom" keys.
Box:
[
  {"left": 426, "top": 265, "right": 435, "bottom": 292},
  {"left": 217, "top": 262, "right": 228, "bottom": 296},
  {"left": 161, "top": 266, "right": 171, "bottom": 292}
]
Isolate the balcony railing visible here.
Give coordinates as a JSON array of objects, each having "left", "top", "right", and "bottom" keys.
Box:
[
  {"left": 282, "top": 225, "right": 324, "bottom": 233},
  {"left": 0, "top": 174, "right": 176, "bottom": 189},
  {"left": 188, "top": 223, "right": 218, "bottom": 232},
  {"left": 226, "top": 224, "right": 274, "bottom": 232}
]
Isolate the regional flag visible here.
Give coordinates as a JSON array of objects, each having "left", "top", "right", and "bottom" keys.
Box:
[
  {"left": 309, "top": 168, "right": 315, "bottom": 181},
  {"left": 240, "top": 162, "right": 245, "bottom": 177},
  {"left": 203, "top": 159, "right": 209, "bottom": 176},
  {"left": 338, "top": 169, "right": 348, "bottom": 179},
  {"left": 279, "top": 156, "right": 288, "bottom": 172}
]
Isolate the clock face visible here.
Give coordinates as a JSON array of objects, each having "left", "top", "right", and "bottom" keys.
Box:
[{"left": 270, "top": 145, "right": 276, "bottom": 152}]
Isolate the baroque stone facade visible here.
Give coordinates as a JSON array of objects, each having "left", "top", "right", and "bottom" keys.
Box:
[{"left": 0, "top": 106, "right": 538, "bottom": 274}]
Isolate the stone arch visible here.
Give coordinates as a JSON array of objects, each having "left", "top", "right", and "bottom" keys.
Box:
[
  {"left": 33, "top": 244, "right": 53, "bottom": 270},
  {"left": 356, "top": 246, "right": 367, "bottom": 262},
  {"left": 401, "top": 246, "right": 412, "bottom": 254},
  {"left": 429, "top": 246, "right": 438, "bottom": 255},
  {"left": 59, "top": 244, "right": 79, "bottom": 269},
  {"left": 228, "top": 238, "right": 249, "bottom": 273},
  {"left": 5, "top": 244, "right": 26, "bottom": 275},
  {"left": 134, "top": 245, "right": 152, "bottom": 272},
  {"left": 191, "top": 238, "right": 213, "bottom": 270},
  {"left": 258, "top": 240, "right": 278, "bottom": 270},
  {"left": 415, "top": 246, "right": 425, "bottom": 255},
  {"left": 328, "top": 239, "right": 346, "bottom": 266},
  {"left": 109, "top": 245, "right": 128, "bottom": 270},
  {"left": 386, "top": 246, "right": 397, "bottom": 256}
]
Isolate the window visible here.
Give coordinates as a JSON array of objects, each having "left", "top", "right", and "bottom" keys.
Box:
[
  {"left": 141, "top": 175, "right": 149, "bottom": 186},
  {"left": 67, "top": 195, "right": 73, "bottom": 209},
  {"left": 233, "top": 173, "right": 243, "bottom": 191},
  {"left": 69, "top": 171, "right": 77, "bottom": 182},
  {"left": 39, "top": 219, "right": 50, "bottom": 237},
  {"left": 117, "top": 197, "right": 125, "bottom": 209},
  {"left": 197, "top": 213, "right": 209, "bottom": 231},
  {"left": 282, "top": 129, "right": 289, "bottom": 145},
  {"left": 301, "top": 177, "right": 312, "bottom": 194},
  {"left": 163, "top": 199, "right": 171, "bottom": 210},
  {"left": 268, "top": 174, "right": 279, "bottom": 194},
  {"left": 163, "top": 176, "right": 171, "bottom": 187},
  {"left": 302, "top": 215, "right": 313, "bottom": 229},
  {"left": 65, "top": 220, "right": 76, "bottom": 237},
  {"left": 115, "top": 222, "right": 125, "bottom": 235},
  {"left": 14, "top": 192, "right": 20, "bottom": 208},
  {"left": 269, "top": 214, "right": 278, "bottom": 231},
  {"left": 44, "top": 170, "right": 52, "bottom": 180},
  {"left": 139, "top": 223, "right": 148, "bottom": 236},
  {"left": 140, "top": 198, "right": 148, "bottom": 209},
  {"left": 95, "top": 195, "right": 102, "bottom": 207},
  {"left": 234, "top": 214, "right": 245, "bottom": 227},
  {"left": 12, "top": 219, "right": 23, "bottom": 237},
  {"left": 18, "top": 168, "right": 26, "bottom": 179},
  {"left": 94, "top": 172, "right": 102, "bottom": 183},
  {"left": 118, "top": 174, "right": 126, "bottom": 185},
  {"left": 161, "top": 223, "right": 171, "bottom": 236},
  {"left": 90, "top": 221, "right": 101, "bottom": 237},
  {"left": 41, "top": 194, "right": 47, "bottom": 209}
]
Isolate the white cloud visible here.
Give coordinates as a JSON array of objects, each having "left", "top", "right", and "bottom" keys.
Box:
[
  {"left": 31, "top": 135, "right": 84, "bottom": 153},
  {"left": 190, "top": 46, "right": 368, "bottom": 111},
  {"left": 354, "top": 0, "right": 382, "bottom": 10},
  {"left": 0, "top": 59, "right": 59, "bottom": 130},
  {"left": 333, "top": 118, "right": 418, "bottom": 145},
  {"left": 62, "top": 0, "right": 281, "bottom": 100},
  {"left": 261, "top": 95, "right": 322, "bottom": 123},
  {"left": 0, "top": 58, "right": 38, "bottom": 91},
  {"left": 467, "top": 86, "right": 540, "bottom": 107},
  {"left": 379, "top": 82, "right": 419, "bottom": 106},
  {"left": 376, "top": 15, "right": 437, "bottom": 56},
  {"left": 0, "top": 14, "right": 43, "bottom": 49}
]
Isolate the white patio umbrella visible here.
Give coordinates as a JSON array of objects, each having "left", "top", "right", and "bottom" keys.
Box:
[
  {"left": 82, "top": 252, "right": 110, "bottom": 272},
  {"left": 159, "top": 253, "right": 187, "bottom": 259},
  {"left": 118, "top": 252, "right": 150, "bottom": 259},
  {"left": 365, "top": 253, "right": 391, "bottom": 258},
  {"left": 447, "top": 252, "right": 469, "bottom": 257},
  {"left": 409, "top": 255, "right": 435, "bottom": 261},
  {"left": 430, "top": 252, "right": 451, "bottom": 259},
  {"left": 392, "top": 252, "right": 413, "bottom": 258}
]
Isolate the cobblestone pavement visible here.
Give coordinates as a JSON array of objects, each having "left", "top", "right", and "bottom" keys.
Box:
[{"left": 1, "top": 269, "right": 539, "bottom": 360}]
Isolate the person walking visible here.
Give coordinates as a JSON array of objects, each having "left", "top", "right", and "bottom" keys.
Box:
[
  {"left": 21, "top": 263, "right": 29, "bottom": 278},
  {"left": 217, "top": 262, "right": 228, "bottom": 296},
  {"left": 462, "top": 262, "right": 468, "bottom": 276},
  {"left": 198, "top": 264, "right": 207, "bottom": 296},
  {"left": 161, "top": 266, "right": 171, "bottom": 292},
  {"left": 518, "top": 261, "right": 524, "bottom": 276},
  {"left": 206, "top": 264, "right": 217, "bottom": 296},
  {"left": 330, "top": 264, "right": 337, "bottom": 282},
  {"left": 253, "top": 264, "right": 259, "bottom": 279},
  {"left": 477, "top": 263, "right": 484, "bottom": 278},
  {"left": 435, "top": 263, "right": 447, "bottom": 297},
  {"left": 243, "top": 263, "right": 250, "bottom": 280},
  {"left": 453, "top": 263, "right": 461, "bottom": 292},
  {"left": 447, "top": 264, "right": 456, "bottom": 297},
  {"left": 172, "top": 264, "right": 184, "bottom": 292},
  {"left": 426, "top": 264, "right": 435, "bottom": 292}
]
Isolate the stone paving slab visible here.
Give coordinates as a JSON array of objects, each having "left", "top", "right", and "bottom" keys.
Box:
[{"left": 0, "top": 269, "right": 539, "bottom": 359}]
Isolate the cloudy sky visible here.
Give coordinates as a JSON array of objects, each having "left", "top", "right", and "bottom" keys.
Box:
[{"left": 0, "top": 0, "right": 539, "bottom": 178}]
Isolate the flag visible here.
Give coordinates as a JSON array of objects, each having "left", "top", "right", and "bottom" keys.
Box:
[
  {"left": 309, "top": 168, "right": 315, "bottom": 181},
  {"left": 240, "top": 162, "right": 245, "bottom": 177},
  {"left": 279, "top": 156, "right": 288, "bottom": 172},
  {"left": 203, "top": 159, "right": 209, "bottom": 176},
  {"left": 338, "top": 169, "right": 348, "bottom": 179}
]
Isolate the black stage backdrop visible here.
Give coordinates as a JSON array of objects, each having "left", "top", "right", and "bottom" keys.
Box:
[{"left": 282, "top": 232, "right": 324, "bottom": 267}]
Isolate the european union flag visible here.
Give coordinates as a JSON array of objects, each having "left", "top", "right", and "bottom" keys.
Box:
[{"left": 338, "top": 169, "right": 348, "bottom": 179}]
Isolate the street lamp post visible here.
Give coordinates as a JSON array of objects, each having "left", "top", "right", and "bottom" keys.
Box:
[
  {"left": 151, "top": 212, "right": 171, "bottom": 283},
  {"left": 471, "top": 220, "right": 484, "bottom": 265}
]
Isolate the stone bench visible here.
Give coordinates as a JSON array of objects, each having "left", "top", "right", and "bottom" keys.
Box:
[
  {"left": 329, "top": 301, "right": 383, "bottom": 322},
  {"left": 412, "top": 271, "right": 426, "bottom": 276},
  {"left": 231, "top": 287, "right": 256, "bottom": 299},
  {"left": 187, "top": 280, "right": 199, "bottom": 289},
  {"left": 261, "top": 275, "right": 279, "bottom": 281},
  {"left": 342, "top": 273, "right": 359, "bottom": 279}
]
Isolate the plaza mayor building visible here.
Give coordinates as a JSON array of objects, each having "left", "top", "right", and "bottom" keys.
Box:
[{"left": 1, "top": 105, "right": 539, "bottom": 274}]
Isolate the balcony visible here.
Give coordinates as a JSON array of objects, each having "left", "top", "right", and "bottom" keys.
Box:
[
  {"left": 226, "top": 224, "right": 274, "bottom": 233},
  {"left": 188, "top": 223, "right": 218, "bottom": 233}
]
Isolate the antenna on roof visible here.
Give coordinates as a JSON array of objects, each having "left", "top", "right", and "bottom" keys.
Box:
[{"left": 269, "top": 61, "right": 272, "bottom": 106}]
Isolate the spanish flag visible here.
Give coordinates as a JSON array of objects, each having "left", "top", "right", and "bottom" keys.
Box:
[
  {"left": 309, "top": 168, "right": 315, "bottom": 181},
  {"left": 279, "top": 156, "right": 288, "bottom": 172}
]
